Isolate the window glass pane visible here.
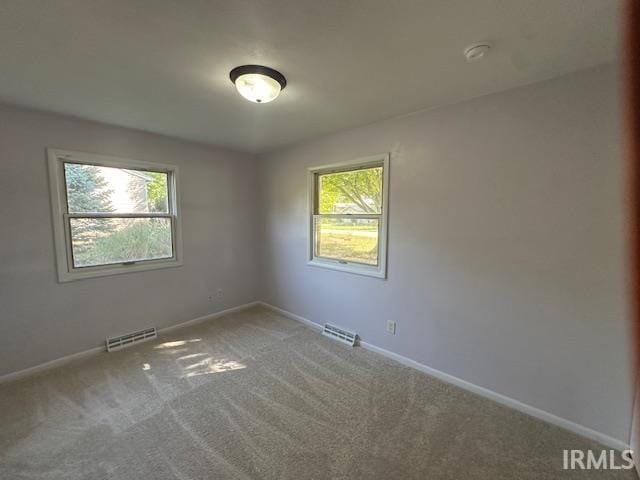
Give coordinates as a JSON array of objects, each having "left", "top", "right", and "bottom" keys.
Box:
[
  {"left": 64, "top": 163, "right": 169, "bottom": 214},
  {"left": 318, "top": 166, "right": 382, "bottom": 214},
  {"left": 70, "top": 217, "right": 173, "bottom": 268},
  {"left": 315, "top": 217, "right": 378, "bottom": 265}
]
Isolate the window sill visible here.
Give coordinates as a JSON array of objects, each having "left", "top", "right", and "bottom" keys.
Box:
[
  {"left": 57, "top": 259, "right": 183, "bottom": 283},
  {"left": 307, "top": 258, "right": 387, "bottom": 279}
]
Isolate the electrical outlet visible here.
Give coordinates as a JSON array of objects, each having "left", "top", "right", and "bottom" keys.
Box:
[
  {"left": 386, "top": 320, "right": 396, "bottom": 335},
  {"left": 216, "top": 289, "right": 223, "bottom": 298}
]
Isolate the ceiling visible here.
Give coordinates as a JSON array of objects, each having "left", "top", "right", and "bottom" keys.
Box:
[{"left": 0, "top": 0, "right": 620, "bottom": 153}]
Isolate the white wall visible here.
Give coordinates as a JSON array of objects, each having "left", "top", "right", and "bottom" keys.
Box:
[
  {"left": 257, "top": 64, "right": 634, "bottom": 444},
  {"left": 0, "top": 105, "right": 259, "bottom": 376}
]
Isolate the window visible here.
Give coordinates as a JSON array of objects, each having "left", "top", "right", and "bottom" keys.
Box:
[
  {"left": 48, "top": 149, "right": 183, "bottom": 282},
  {"left": 308, "top": 154, "right": 389, "bottom": 278}
]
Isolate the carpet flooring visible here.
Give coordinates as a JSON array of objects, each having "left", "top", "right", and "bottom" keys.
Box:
[{"left": 0, "top": 306, "right": 635, "bottom": 479}]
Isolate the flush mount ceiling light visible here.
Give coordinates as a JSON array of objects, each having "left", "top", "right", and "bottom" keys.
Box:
[
  {"left": 464, "top": 43, "right": 491, "bottom": 62},
  {"left": 229, "top": 65, "right": 287, "bottom": 104}
]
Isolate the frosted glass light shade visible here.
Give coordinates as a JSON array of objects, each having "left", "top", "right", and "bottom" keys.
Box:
[
  {"left": 234, "top": 73, "right": 282, "bottom": 103},
  {"left": 230, "top": 65, "right": 287, "bottom": 104}
]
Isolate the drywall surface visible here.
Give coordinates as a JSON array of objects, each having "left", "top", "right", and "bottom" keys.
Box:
[
  {"left": 0, "top": 105, "right": 259, "bottom": 376},
  {"left": 258, "top": 64, "right": 634, "bottom": 443}
]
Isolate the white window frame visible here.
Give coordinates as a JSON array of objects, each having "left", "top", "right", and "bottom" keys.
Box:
[
  {"left": 47, "top": 148, "right": 183, "bottom": 282},
  {"left": 308, "top": 153, "right": 389, "bottom": 279}
]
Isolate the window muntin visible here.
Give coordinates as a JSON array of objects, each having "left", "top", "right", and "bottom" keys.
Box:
[
  {"left": 48, "top": 149, "right": 182, "bottom": 281},
  {"left": 309, "top": 155, "right": 388, "bottom": 278}
]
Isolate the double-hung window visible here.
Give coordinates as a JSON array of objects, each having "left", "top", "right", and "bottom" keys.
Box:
[
  {"left": 48, "top": 149, "right": 183, "bottom": 282},
  {"left": 308, "top": 154, "right": 389, "bottom": 278}
]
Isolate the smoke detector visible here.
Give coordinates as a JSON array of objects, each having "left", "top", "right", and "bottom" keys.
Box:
[{"left": 464, "top": 43, "right": 491, "bottom": 62}]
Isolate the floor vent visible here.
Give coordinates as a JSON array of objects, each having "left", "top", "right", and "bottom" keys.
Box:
[
  {"left": 323, "top": 323, "right": 357, "bottom": 346},
  {"left": 106, "top": 327, "right": 157, "bottom": 352}
]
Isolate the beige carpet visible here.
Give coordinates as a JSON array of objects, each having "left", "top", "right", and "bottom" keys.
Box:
[{"left": 0, "top": 306, "right": 634, "bottom": 479}]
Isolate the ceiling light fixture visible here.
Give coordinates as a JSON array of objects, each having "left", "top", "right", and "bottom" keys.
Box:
[
  {"left": 464, "top": 43, "right": 491, "bottom": 62},
  {"left": 229, "top": 65, "right": 287, "bottom": 104}
]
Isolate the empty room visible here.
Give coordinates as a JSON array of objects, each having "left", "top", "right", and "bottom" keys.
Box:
[{"left": 1, "top": 1, "right": 640, "bottom": 478}]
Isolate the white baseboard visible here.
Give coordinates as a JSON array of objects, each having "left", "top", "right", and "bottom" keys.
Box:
[
  {"left": 258, "top": 301, "right": 630, "bottom": 452},
  {"left": 159, "top": 301, "right": 260, "bottom": 334},
  {"left": 0, "top": 345, "right": 107, "bottom": 386},
  {"left": 0, "top": 301, "right": 259, "bottom": 384},
  {"left": 260, "top": 302, "right": 323, "bottom": 331}
]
